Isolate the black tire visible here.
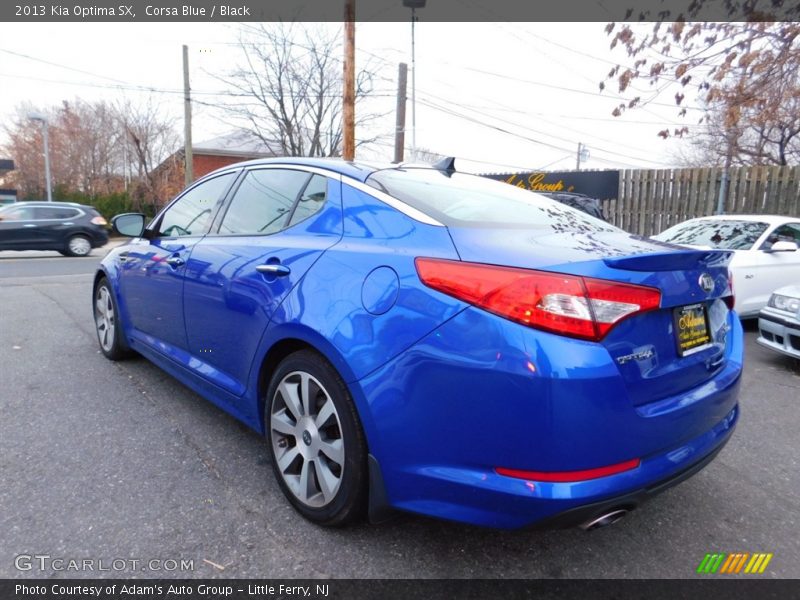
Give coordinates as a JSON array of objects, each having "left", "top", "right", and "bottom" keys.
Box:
[
  {"left": 93, "top": 277, "right": 132, "bottom": 361},
  {"left": 58, "top": 250, "right": 69, "bottom": 256},
  {"left": 65, "top": 234, "right": 92, "bottom": 257},
  {"left": 265, "top": 350, "right": 367, "bottom": 526}
]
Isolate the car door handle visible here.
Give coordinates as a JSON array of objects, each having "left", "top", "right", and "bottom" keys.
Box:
[
  {"left": 256, "top": 264, "right": 291, "bottom": 277},
  {"left": 23, "top": 223, "right": 36, "bottom": 228},
  {"left": 165, "top": 256, "right": 185, "bottom": 268}
]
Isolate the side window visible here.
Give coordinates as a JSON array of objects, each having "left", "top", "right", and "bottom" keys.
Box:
[
  {"left": 219, "top": 169, "right": 310, "bottom": 235},
  {"left": 159, "top": 172, "right": 235, "bottom": 237},
  {"left": 288, "top": 175, "right": 328, "bottom": 228},
  {"left": 762, "top": 223, "right": 800, "bottom": 249},
  {"left": 1, "top": 205, "right": 34, "bottom": 221},
  {"left": 35, "top": 206, "right": 80, "bottom": 220}
]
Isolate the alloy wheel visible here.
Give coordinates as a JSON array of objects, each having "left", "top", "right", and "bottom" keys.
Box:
[
  {"left": 270, "top": 371, "right": 345, "bottom": 508},
  {"left": 68, "top": 236, "right": 91, "bottom": 256},
  {"left": 94, "top": 285, "right": 116, "bottom": 352}
]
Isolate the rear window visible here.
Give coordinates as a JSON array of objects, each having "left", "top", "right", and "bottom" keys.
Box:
[
  {"left": 366, "top": 169, "right": 616, "bottom": 232},
  {"left": 654, "top": 219, "right": 768, "bottom": 250}
]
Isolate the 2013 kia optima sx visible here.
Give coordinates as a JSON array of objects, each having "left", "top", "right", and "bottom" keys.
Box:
[{"left": 94, "top": 158, "right": 742, "bottom": 530}]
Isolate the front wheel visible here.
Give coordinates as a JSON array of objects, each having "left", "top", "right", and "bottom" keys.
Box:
[
  {"left": 265, "top": 350, "right": 367, "bottom": 526},
  {"left": 94, "top": 278, "right": 131, "bottom": 360}
]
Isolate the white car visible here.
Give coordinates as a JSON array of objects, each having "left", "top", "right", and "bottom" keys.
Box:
[
  {"left": 652, "top": 215, "right": 800, "bottom": 318},
  {"left": 757, "top": 285, "right": 800, "bottom": 360}
]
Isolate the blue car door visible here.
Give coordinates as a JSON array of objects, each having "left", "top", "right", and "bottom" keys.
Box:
[
  {"left": 182, "top": 168, "right": 343, "bottom": 396},
  {"left": 118, "top": 171, "right": 237, "bottom": 353}
]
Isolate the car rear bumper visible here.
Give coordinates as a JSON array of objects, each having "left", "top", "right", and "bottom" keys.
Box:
[
  {"left": 356, "top": 306, "right": 742, "bottom": 529},
  {"left": 529, "top": 407, "right": 736, "bottom": 529},
  {"left": 90, "top": 229, "right": 110, "bottom": 247},
  {"left": 757, "top": 310, "right": 800, "bottom": 359}
]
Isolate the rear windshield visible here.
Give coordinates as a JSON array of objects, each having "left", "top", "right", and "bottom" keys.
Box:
[
  {"left": 366, "top": 168, "right": 616, "bottom": 232},
  {"left": 654, "top": 219, "right": 768, "bottom": 250}
]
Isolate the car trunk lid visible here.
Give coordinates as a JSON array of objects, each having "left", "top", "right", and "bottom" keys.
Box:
[{"left": 446, "top": 226, "right": 734, "bottom": 407}]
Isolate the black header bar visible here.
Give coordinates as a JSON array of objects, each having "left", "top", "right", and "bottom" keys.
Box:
[{"left": 2, "top": 0, "right": 799, "bottom": 22}]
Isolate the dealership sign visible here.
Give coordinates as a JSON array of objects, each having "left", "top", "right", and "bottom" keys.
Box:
[{"left": 484, "top": 170, "right": 620, "bottom": 200}]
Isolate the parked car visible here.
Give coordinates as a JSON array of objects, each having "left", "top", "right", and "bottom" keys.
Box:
[
  {"left": 0, "top": 201, "right": 109, "bottom": 256},
  {"left": 95, "top": 158, "right": 741, "bottom": 530},
  {"left": 652, "top": 215, "right": 800, "bottom": 318},
  {"left": 536, "top": 191, "right": 606, "bottom": 221},
  {"left": 757, "top": 285, "right": 800, "bottom": 360}
]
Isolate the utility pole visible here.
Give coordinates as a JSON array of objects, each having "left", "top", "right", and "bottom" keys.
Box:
[
  {"left": 27, "top": 112, "right": 52, "bottom": 201},
  {"left": 575, "top": 142, "right": 589, "bottom": 170},
  {"left": 394, "top": 62, "right": 408, "bottom": 163},
  {"left": 716, "top": 129, "right": 735, "bottom": 215},
  {"left": 402, "top": 1, "right": 425, "bottom": 160},
  {"left": 342, "top": 0, "right": 356, "bottom": 161},
  {"left": 41, "top": 119, "right": 52, "bottom": 201},
  {"left": 183, "top": 44, "right": 194, "bottom": 186}
]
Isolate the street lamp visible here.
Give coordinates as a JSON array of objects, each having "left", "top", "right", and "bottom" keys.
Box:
[
  {"left": 27, "top": 111, "right": 52, "bottom": 202},
  {"left": 402, "top": 0, "right": 425, "bottom": 161}
]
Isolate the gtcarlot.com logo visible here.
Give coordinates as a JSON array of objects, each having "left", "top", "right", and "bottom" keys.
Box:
[
  {"left": 14, "top": 554, "right": 194, "bottom": 573},
  {"left": 697, "top": 552, "right": 773, "bottom": 575}
]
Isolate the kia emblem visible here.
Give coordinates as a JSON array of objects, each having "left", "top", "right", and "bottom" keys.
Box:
[{"left": 699, "top": 273, "right": 715, "bottom": 293}]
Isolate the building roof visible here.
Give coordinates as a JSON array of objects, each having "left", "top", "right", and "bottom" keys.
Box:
[
  {"left": 0, "top": 159, "right": 14, "bottom": 177},
  {"left": 192, "top": 131, "right": 277, "bottom": 158}
]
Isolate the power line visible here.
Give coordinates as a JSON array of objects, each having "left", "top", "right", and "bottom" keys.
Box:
[{"left": 417, "top": 96, "right": 672, "bottom": 167}]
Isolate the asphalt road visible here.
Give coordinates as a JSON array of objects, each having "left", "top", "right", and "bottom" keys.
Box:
[{"left": 1, "top": 249, "right": 799, "bottom": 579}]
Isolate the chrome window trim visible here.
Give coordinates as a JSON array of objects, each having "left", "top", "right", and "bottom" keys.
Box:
[
  {"left": 341, "top": 176, "right": 444, "bottom": 227},
  {"left": 242, "top": 164, "right": 343, "bottom": 182},
  {"left": 239, "top": 164, "right": 444, "bottom": 227}
]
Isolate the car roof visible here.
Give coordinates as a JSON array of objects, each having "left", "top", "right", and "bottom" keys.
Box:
[
  {"left": 687, "top": 214, "right": 799, "bottom": 225},
  {"left": 208, "top": 156, "right": 391, "bottom": 182},
  {"left": 772, "top": 284, "right": 800, "bottom": 297},
  {"left": 1, "top": 201, "right": 86, "bottom": 207}
]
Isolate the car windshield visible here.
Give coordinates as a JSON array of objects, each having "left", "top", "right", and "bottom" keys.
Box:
[
  {"left": 653, "top": 219, "right": 769, "bottom": 250},
  {"left": 366, "top": 168, "right": 617, "bottom": 233}
]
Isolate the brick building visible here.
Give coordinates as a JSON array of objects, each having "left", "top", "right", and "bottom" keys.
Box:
[{"left": 155, "top": 131, "right": 276, "bottom": 204}]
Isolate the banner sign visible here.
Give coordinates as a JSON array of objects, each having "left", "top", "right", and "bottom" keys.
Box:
[{"left": 484, "top": 170, "right": 620, "bottom": 200}]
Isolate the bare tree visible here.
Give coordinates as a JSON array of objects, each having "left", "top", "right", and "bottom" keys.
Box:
[
  {"left": 674, "top": 96, "right": 800, "bottom": 167},
  {"left": 601, "top": 21, "right": 800, "bottom": 168},
  {"left": 2, "top": 97, "right": 178, "bottom": 206},
  {"left": 214, "top": 23, "right": 383, "bottom": 158},
  {"left": 410, "top": 147, "right": 444, "bottom": 163},
  {"left": 116, "top": 98, "right": 180, "bottom": 210}
]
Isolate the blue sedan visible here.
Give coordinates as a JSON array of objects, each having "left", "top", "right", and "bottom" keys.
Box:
[{"left": 94, "top": 158, "right": 742, "bottom": 529}]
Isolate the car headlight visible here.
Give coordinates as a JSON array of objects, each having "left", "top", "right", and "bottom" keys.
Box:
[{"left": 768, "top": 293, "right": 800, "bottom": 313}]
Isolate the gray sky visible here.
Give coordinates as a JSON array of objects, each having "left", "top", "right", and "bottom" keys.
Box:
[{"left": 0, "top": 21, "right": 700, "bottom": 172}]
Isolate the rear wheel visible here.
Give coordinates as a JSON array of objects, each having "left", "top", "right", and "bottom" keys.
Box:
[
  {"left": 265, "top": 350, "right": 367, "bottom": 526},
  {"left": 66, "top": 234, "right": 92, "bottom": 257}
]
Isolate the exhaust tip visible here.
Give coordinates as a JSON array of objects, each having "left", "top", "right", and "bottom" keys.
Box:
[{"left": 580, "top": 508, "right": 629, "bottom": 531}]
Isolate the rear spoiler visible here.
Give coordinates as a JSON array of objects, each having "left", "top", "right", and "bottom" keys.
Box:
[{"left": 603, "top": 250, "right": 733, "bottom": 272}]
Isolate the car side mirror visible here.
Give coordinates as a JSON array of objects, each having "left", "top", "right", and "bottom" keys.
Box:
[
  {"left": 112, "top": 213, "right": 146, "bottom": 237},
  {"left": 766, "top": 240, "right": 799, "bottom": 253}
]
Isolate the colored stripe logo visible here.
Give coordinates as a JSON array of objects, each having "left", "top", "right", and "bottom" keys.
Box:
[{"left": 697, "top": 552, "right": 773, "bottom": 574}]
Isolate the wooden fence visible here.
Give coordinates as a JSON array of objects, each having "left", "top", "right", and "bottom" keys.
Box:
[{"left": 605, "top": 166, "right": 800, "bottom": 236}]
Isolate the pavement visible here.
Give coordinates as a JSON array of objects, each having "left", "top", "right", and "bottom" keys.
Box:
[{"left": 0, "top": 248, "right": 798, "bottom": 579}]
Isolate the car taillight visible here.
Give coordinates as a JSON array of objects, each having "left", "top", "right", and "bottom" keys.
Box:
[
  {"left": 91, "top": 216, "right": 108, "bottom": 225},
  {"left": 724, "top": 270, "right": 735, "bottom": 310},
  {"left": 415, "top": 258, "right": 661, "bottom": 342}
]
